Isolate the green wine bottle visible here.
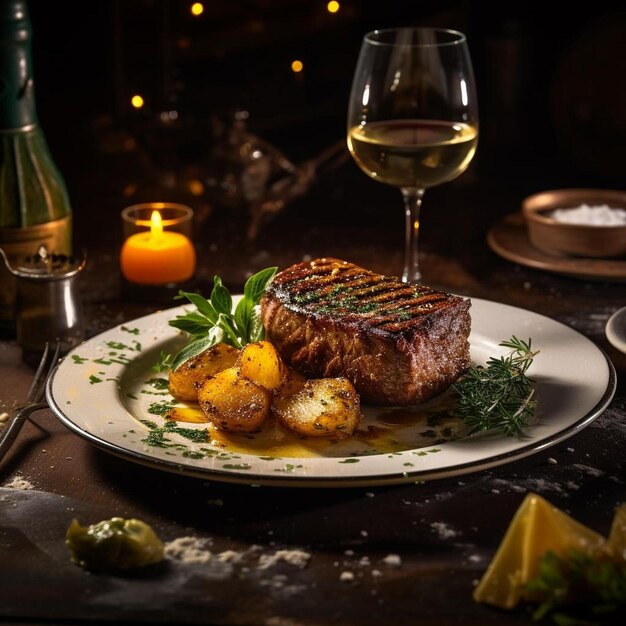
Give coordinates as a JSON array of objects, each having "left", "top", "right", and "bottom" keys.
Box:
[{"left": 0, "top": 0, "right": 72, "bottom": 331}]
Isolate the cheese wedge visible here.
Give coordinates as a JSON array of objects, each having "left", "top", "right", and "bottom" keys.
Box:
[
  {"left": 607, "top": 504, "right": 626, "bottom": 562},
  {"left": 473, "top": 493, "right": 606, "bottom": 609}
]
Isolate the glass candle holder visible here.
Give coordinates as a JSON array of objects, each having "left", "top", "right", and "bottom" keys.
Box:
[{"left": 120, "top": 202, "right": 196, "bottom": 285}]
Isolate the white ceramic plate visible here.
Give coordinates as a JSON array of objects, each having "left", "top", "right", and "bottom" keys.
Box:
[
  {"left": 46, "top": 297, "right": 616, "bottom": 487},
  {"left": 606, "top": 306, "right": 626, "bottom": 354}
]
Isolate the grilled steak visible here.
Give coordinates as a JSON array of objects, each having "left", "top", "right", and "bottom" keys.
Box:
[{"left": 260, "top": 258, "right": 471, "bottom": 406}]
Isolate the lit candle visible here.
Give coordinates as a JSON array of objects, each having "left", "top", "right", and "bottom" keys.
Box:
[{"left": 120, "top": 210, "right": 196, "bottom": 284}]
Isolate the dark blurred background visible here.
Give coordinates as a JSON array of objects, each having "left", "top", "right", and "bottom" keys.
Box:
[{"left": 23, "top": 0, "right": 626, "bottom": 285}]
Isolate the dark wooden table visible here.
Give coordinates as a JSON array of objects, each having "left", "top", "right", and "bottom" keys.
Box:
[{"left": 1, "top": 153, "right": 624, "bottom": 625}]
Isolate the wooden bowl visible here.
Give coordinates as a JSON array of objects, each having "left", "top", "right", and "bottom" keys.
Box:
[{"left": 522, "top": 189, "right": 626, "bottom": 258}]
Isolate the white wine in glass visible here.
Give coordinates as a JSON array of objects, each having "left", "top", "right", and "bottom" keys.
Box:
[{"left": 347, "top": 28, "right": 478, "bottom": 282}]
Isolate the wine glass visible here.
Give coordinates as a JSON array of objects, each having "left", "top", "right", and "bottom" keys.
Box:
[{"left": 347, "top": 28, "right": 478, "bottom": 282}]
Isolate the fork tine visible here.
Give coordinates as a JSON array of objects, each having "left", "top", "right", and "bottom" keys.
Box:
[
  {"left": 26, "top": 342, "right": 50, "bottom": 403},
  {"left": 46, "top": 339, "right": 61, "bottom": 394},
  {"left": 26, "top": 339, "right": 61, "bottom": 404},
  {"left": 0, "top": 339, "right": 59, "bottom": 463}
]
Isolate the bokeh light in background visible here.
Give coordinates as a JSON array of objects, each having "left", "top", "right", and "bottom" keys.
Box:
[
  {"left": 130, "top": 94, "right": 144, "bottom": 109},
  {"left": 26, "top": 1, "right": 626, "bottom": 185},
  {"left": 291, "top": 59, "right": 304, "bottom": 73},
  {"left": 190, "top": 3, "right": 204, "bottom": 17},
  {"left": 187, "top": 179, "right": 204, "bottom": 196}
]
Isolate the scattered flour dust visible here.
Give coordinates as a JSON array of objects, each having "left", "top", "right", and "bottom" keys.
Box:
[
  {"left": 217, "top": 549, "right": 245, "bottom": 564},
  {"left": 164, "top": 536, "right": 311, "bottom": 571},
  {"left": 382, "top": 554, "right": 402, "bottom": 568},
  {"left": 430, "top": 521, "right": 458, "bottom": 540},
  {"left": 164, "top": 536, "right": 213, "bottom": 564},
  {"left": 258, "top": 549, "right": 311, "bottom": 570},
  {"left": 2, "top": 472, "right": 35, "bottom": 490}
]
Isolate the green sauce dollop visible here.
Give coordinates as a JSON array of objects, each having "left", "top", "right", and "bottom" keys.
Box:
[{"left": 66, "top": 517, "right": 164, "bottom": 571}]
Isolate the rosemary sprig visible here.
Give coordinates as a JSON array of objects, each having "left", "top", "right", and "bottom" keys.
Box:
[
  {"left": 154, "top": 267, "right": 277, "bottom": 372},
  {"left": 452, "top": 336, "right": 539, "bottom": 436},
  {"left": 525, "top": 550, "right": 626, "bottom": 625}
]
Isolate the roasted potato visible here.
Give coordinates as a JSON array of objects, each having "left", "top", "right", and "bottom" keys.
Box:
[
  {"left": 279, "top": 368, "right": 307, "bottom": 393},
  {"left": 237, "top": 340, "right": 286, "bottom": 391},
  {"left": 198, "top": 367, "right": 271, "bottom": 432},
  {"left": 272, "top": 377, "right": 361, "bottom": 439},
  {"left": 168, "top": 343, "right": 239, "bottom": 402}
]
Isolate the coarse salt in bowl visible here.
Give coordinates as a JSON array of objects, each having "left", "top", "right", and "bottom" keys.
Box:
[
  {"left": 550, "top": 204, "right": 626, "bottom": 226},
  {"left": 522, "top": 189, "right": 626, "bottom": 258}
]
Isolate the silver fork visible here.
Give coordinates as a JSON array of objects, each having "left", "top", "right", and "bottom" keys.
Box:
[{"left": 0, "top": 340, "right": 61, "bottom": 462}]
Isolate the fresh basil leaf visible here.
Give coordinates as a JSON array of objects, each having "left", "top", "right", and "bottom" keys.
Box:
[
  {"left": 175, "top": 290, "right": 218, "bottom": 323},
  {"left": 169, "top": 311, "right": 213, "bottom": 335},
  {"left": 216, "top": 313, "right": 242, "bottom": 348},
  {"left": 210, "top": 276, "right": 233, "bottom": 315},
  {"left": 158, "top": 267, "right": 276, "bottom": 371},
  {"left": 248, "top": 309, "right": 265, "bottom": 342},
  {"left": 243, "top": 267, "right": 277, "bottom": 304},
  {"left": 171, "top": 328, "right": 224, "bottom": 370},
  {"left": 234, "top": 297, "right": 253, "bottom": 340}
]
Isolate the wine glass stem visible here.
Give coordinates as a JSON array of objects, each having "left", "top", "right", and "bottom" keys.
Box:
[{"left": 401, "top": 187, "right": 425, "bottom": 283}]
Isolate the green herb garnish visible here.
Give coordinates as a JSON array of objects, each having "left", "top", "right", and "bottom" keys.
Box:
[
  {"left": 525, "top": 550, "right": 626, "bottom": 625},
  {"left": 147, "top": 400, "right": 176, "bottom": 416},
  {"left": 452, "top": 336, "right": 538, "bottom": 436},
  {"left": 155, "top": 267, "right": 277, "bottom": 372}
]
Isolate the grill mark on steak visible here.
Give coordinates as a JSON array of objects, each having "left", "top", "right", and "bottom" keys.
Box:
[
  {"left": 280, "top": 270, "right": 378, "bottom": 298},
  {"left": 260, "top": 258, "right": 471, "bottom": 406},
  {"left": 269, "top": 259, "right": 451, "bottom": 329}
]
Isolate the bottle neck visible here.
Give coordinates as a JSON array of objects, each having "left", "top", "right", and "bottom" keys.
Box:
[{"left": 0, "top": 0, "right": 38, "bottom": 130}]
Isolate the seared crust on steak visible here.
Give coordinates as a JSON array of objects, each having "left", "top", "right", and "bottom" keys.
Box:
[{"left": 260, "top": 258, "right": 471, "bottom": 406}]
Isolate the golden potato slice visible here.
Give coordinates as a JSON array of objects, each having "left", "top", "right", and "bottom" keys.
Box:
[
  {"left": 198, "top": 367, "right": 270, "bottom": 432},
  {"left": 278, "top": 368, "right": 307, "bottom": 393},
  {"left": 272, "top": 377, "right": 361, "bottom": 439},
  {"left": 168, "top": 343, "right": 239, "bottom": 402},
  {"left": 237, "top": 340, "right": 286, "bottom": 391}
]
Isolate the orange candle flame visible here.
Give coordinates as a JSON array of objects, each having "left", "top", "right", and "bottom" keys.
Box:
[{"left": 150, "top": 210, "right": 163, "bottom": 238}]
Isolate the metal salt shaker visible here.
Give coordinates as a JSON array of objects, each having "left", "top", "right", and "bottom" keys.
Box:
[{"left": 0, "top": 244, "right": 85, "bottom": 360}]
